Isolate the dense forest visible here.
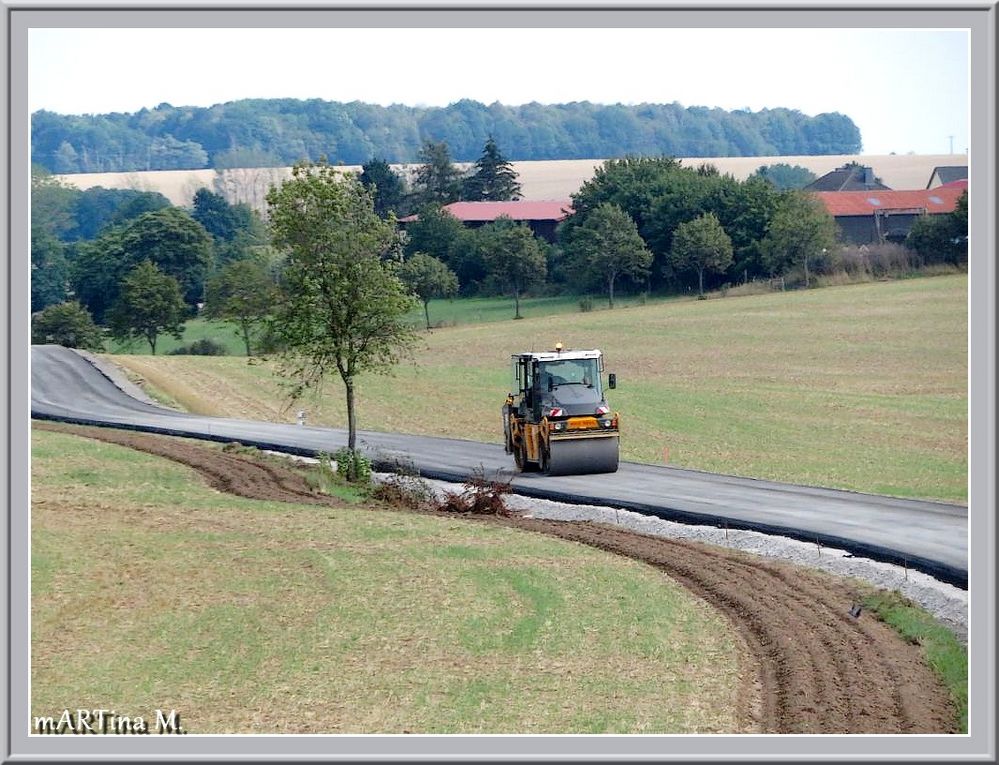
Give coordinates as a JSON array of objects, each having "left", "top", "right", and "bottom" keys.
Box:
[{"left": 31, "top": 98, "right": 862, "bottom": 174}]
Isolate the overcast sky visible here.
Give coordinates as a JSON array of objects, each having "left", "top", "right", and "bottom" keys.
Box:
[{"left": 28, "top": 26, "right": 969, "bottom": 156}]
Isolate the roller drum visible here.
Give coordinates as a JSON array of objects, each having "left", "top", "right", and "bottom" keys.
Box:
[{"left": 546, "top": 436, "right": 619, "bottom": 476}]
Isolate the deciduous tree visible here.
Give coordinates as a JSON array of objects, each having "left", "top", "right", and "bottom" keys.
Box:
[
  {"left": 31, "top": 229, "right": 69, "bottom": 312},
  {"left": 107, "top": 260, "right": 188, "bottom": 354},
  {"left": 266, "top": 161, "right": 418, "bottom": 473},
  {"left": 760, "top": 192, "right": 838, "bottom": 287},
  {"left": 906, "top": 191, "right": 967, "bottom": 267},
  {"left": 669, "top": 213, "right": 734, "bottom": 297},
  {"left": 31, "top": 301, "right": 105, "bottom": 350},
  {"left": 480, "top": 217, "right": 547, "bottom": 319},
  {"left": 360, "top": 158, "right": 407, "bottom": 217},
  {"left": 399, "top": 252, "right": 459, "bottom": 330},
  {"left": 119, "top": 207, "right": 215, "bottom": 305},
  {"left": 564, "top": 203, "right": 651, "bottom": 308},
  {"left": 203, "top": 258, "right": 278, "bottom": 356},
  {"left": 750, "top": 163, "right": 818, "bottom": 191}
]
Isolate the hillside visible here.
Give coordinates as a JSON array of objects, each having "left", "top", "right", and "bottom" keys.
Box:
[
  {"left": 55, "top": 153, "right": 967, "bottom": 208},
  {"left": 111, "top": 275, "right": 968, "bottom": 503},
  {"left": 31, "top": 98, "right": 861, "bottom": 174}
]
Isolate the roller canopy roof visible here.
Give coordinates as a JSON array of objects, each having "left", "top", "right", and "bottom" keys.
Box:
[{"left": 512, "top": 350, "right": 603, "bottom": 362}]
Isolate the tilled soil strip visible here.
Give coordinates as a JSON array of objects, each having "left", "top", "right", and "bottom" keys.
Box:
[{"left": 32, "top": 422, "right": 959, "bottom": 734}]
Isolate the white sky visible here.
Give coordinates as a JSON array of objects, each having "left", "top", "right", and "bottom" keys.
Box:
[{"left": 28, "top": 27, "right": 969, "bottom": 156}]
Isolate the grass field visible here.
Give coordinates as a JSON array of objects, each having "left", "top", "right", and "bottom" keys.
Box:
[
  {"left": 30, "top": 429, "right": 747, "bottom": 734},
  {"left": 102, "top": 293, "right": 681, "bottom": 355},
  {"left": 111, "top": 275, "right": 967, "bottom": 502}
]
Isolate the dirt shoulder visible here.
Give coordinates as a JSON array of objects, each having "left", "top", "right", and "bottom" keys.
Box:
[{"left": 32, "top": 422, "right": 959, "bottom": 734}]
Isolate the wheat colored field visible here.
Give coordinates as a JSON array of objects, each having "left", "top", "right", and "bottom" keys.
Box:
[
  {"left": 57, "top": 153, "right": 966, "bottom": 208},
  {"left": 112, "top": 275, "right": 968, "bottom": 503}
]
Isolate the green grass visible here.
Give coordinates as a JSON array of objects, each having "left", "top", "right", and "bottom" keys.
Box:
[
  {"left": 104, "top": 317, "right": 249, "bottom": 356},
  {"left": 414, "top": 292, "right": 678, "bottom": 328},
  {"left": 31, "top": 428, "right": 746, "bottom": 734},
  {"left": 861, "top": 588, "right": 967, "bottom": 732},
  {"left": 103, "top": 294, "right": 680, "bottom": 356},
  {"left": 111, "top": 275, "right": 968, "bottom": 502}
]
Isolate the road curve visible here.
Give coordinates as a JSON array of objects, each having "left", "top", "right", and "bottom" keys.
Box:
[{"left": 30, "top": 344, "right": 968, "bottom": 588}]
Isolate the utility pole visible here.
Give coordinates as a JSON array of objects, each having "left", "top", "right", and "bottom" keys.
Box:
[{"left": 948, "top": 135, "right": 954, "bottom": 154}]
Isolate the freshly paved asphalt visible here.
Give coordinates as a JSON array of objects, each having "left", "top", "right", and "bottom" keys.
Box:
[{"left": 30, "top": 344, "right": 968, "bottom": 588}]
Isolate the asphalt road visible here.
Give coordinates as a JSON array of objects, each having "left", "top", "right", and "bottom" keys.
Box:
[{"left": 30, "top": 344, "right": 968, "bottom": 588}]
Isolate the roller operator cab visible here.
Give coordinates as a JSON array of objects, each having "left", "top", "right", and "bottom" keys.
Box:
[{"left": 502, "top": 343, "right": 620, "bottom": 475}]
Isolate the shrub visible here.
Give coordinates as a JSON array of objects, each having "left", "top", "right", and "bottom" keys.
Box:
[
  {"left": 333, "top": 447, "right": 372, "bottom": 484},
  {"left": 865, "top": 243, "right": 915, "bottom": 278},
  {"left": 373, "top": 473, "right": 436, "bottom": 510},
  {"left": 435, "top": 467, "right": 512, "bottom": 515},
  {"left": 305, "top": 451, "right": 341, "bottom": 494},
  {"left": 168, "top": 338, "right": 227, "bottom": 356}
]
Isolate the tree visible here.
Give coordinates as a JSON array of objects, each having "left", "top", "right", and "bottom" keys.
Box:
[
  {"left": 669, "top": 213, "right": 734, "bottom": 297},
  {"left": 412, "top": 141, "right": 463, "bottom": 207},
  {"left": 760, "top": 192, "right": 838, "bottom": 287},
  {"left": 70, "top": 226, "right": 130, "bottom": 323},
  {"left": 203, "top": 258, "right": 278, "bottom": 355},
  {"left": 750, "top": 163, "right": 818, "bottom": 191},
  {"left": 906, "top": 191, "right": 967, "bottom": 267},
  {"left": 360, "top": 158, "right": 407, "bottom": 217},
  {"left": 31, "top": 228, "right": 69, "bottom": 312},
  {"left": 399, "top": 252, "right": 459, "bottom": 330},
  {"left": 118, "top": 207, "right": 215, "bottom": 305},
  {"left": 266, "top": 161, "right": 419, "bottom": 472},
  {"left": 564, "top": 203, "right": 651, "bottom": 308},
  {"left": 192, "top": 187, "right": 239, "bottom": 241},
  {"left": 403, "top": 205, "right": 485, "bottom": 293},
  {"left": 31, "top": 301, "right": 105, "bottom": 350},
  {"left": 31, "top": 167, "right": 79, "bottom": 240},
  {"left": 107, "top": 260, "right": 188, "bottom": 354},
  {"left": 74, "top": 187, "right": 170, "bottom": 240},
  {"left": 463, "top": 136, "right": 522, "bottom": 201},
  {"left": 479, "top": 217, "right": 547, "bottom": 319}
]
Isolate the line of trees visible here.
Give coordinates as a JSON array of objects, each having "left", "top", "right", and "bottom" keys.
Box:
[
  {"left": 31, "top": 141, "right": 968, "bottom": 359},
  {"left": 31, "top": 98, "right": 862, "bottom": 173}
]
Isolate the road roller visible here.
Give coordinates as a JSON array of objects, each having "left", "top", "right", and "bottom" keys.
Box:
[{"left": 502, "top": 343, "right": 620, "bottom": 475}]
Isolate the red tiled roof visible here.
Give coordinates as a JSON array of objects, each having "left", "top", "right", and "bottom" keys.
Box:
[
  {"left": 811, "top": 186, "right": 965, "bottom": 217},
  {"left": 444, "top": 200, "right": 574, "bottom": 222},
  {"left": 939, "top": 179, "right": 968, "bottom": 190}
]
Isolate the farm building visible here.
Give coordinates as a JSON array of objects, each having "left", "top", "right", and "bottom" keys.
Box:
[
  {"left": 926, "top": 165, "right": 968, "bottom": 189},
  {"left": 804, "top": 164, "right": 892, "bottom": 192},
  {"left": 811, "top": 186, "right": 966, "bottom": 245},
  {"left": 399, "top": 200, "right": 574, "bottom": 242}
]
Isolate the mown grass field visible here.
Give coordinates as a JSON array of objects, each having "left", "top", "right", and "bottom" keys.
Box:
[
  {"left": 30, "top": 428, "right": 747, "bottom": 734},
  {"left": 103, "top": 293, "right": 681, "bottom": 355},
  {"left": 112, "top": 275, "right": 968, "bottom": 502}
]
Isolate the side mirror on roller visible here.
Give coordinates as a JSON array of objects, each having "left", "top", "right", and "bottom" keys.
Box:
[{"left": 608, "top": 373, "right": 617, "bottom": 390}]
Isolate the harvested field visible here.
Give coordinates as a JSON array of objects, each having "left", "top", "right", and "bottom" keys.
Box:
[
  {"left": 33, "top": 422, "right": 959, "bottom": 734},
  {"left": 55, "top": 153, "right": 966, "bottom": 208}
]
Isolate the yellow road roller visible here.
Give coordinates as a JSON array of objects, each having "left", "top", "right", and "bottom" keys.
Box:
[{"left": 502, "top": 343, "right": 619, "bottom": 475}]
